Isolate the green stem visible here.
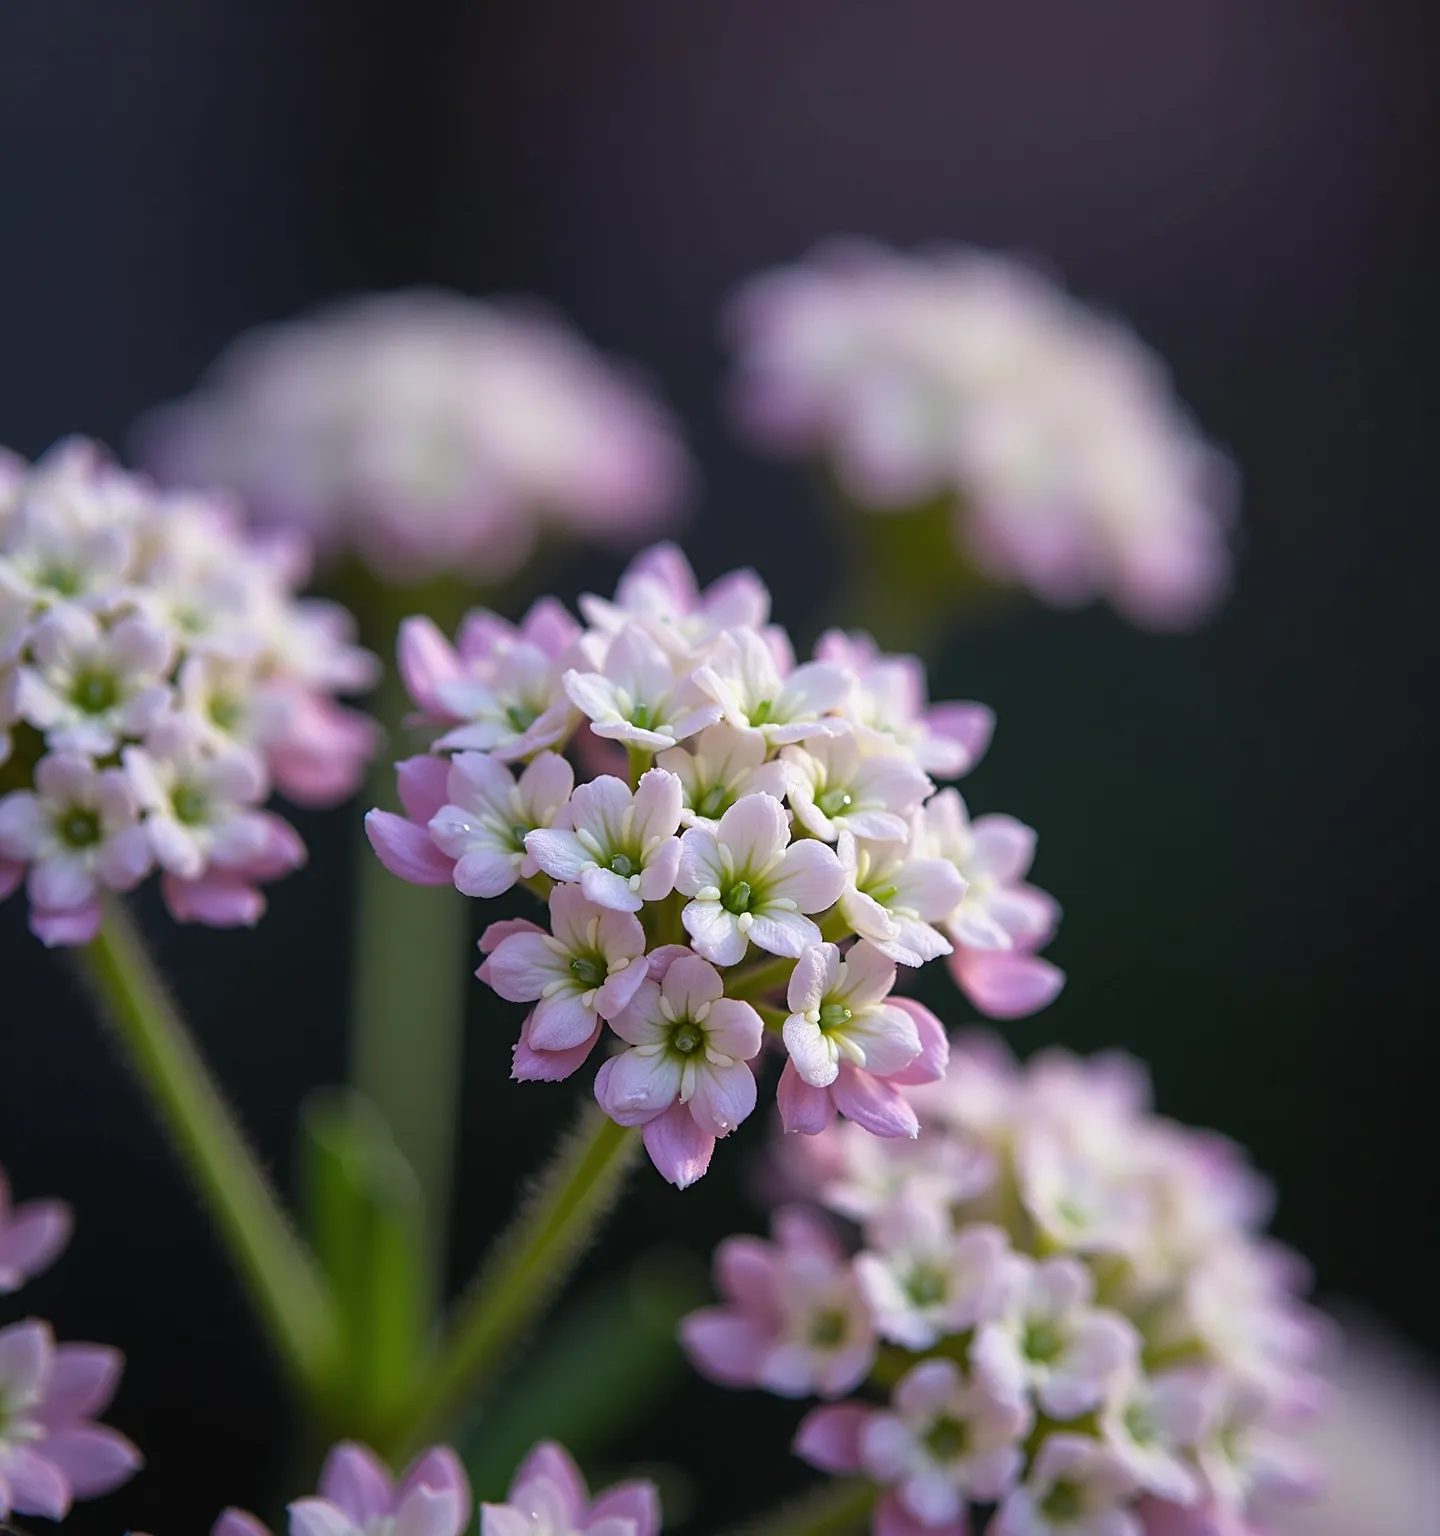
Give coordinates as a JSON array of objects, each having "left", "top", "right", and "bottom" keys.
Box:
[
  {"left": 387, "top": 1106, "right": 641, "bottom": 1455},
  {"left": 734, "top": 1479, "right": 878, "bottom": 1536},
  {"left": 350, "top": 580, "right": 469, "bottom": 1309},
  {"left": 78, "top": 898, "right": 337, "bottom": 1390},
  {"left": 726, "top": 953, "right": 796, "bottom": 1001}
]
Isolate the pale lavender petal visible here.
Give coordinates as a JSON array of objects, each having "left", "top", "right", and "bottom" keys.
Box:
[
  {"left": 509, "top": 1444, "right": 587, "bottom": 1524},
  {"left": 480, "top": 1504, "right": 532, "bottom": 1536},
  {"left": 949, "top": 948, "right": 1065, "bottom": 1019},
  {"left": 874, "top": 1489, "right": 965, "bottom": 1536},
  {"left": 675, "top": 826, "right": 724, "bottom": 895},
  {"left": 776, "top": 1061, "right": 836, "bottom": 1135},
  {"left": 688, "top": 1061, "right": 757, "bottom": 1137},
  {"left": 681, "top": 901, "right": 747, "bottom": 966},
  {"left": 579, "top": 865, "right": 644, "bottom": 913},
  {"left": 702, "top": 998, "right": 763, "bottom": 1060},
  {"left": 452, "top": 849, "right": 522, "bottom": 900},
  {"left": 771, "top": 838, "right": 847, "bottom": 912},
  {"left": 679, "top": 1309, "right": 768, "bottom": 1386},
  {"left": 745, "top": 908, "right": 822, "bottom": 957},
  {"left": 641, "top": 1102, "right": 714, "bottom": 1189},
  {"left": 31, "top": 900, "right": 103, "bottom": 946},
  {"left": 318, "top": 1442, "right": 394, "bottom": 1525},
  {"left": 366, "top": 810, "right": 454, "bottom": 886},
  {"left": 511, "top": 1013, "right": 602, "bottom": 1082},
  {"left": 213, "top": 1507, "right": 273, "bottom": 1536},
  {"left": 846, "top": 1003, "right": 921, "bottom": 1079},
  {"left": 831, "top": 1065, "right": 919, "bottom": 1138},
  {"left": 970, "top": 814, "right": 1037, "bottom": 883},
  {"left": 483, "top": 932, "right": 567, "bottom": 1003},
  {"left": 884, "top": 999, "right": 950, "bottom": 1085},
  {"left": 162, "top": 872, "right": 265, "bottom": 927},
  {"left": 399, "top": 1447, "right": 469, "bottom": 1528},
  {"left": 529, "top": 991, "right": 600, "bottom": 1052},
  {"left": 396, "top": 755, "right": 452, "bottom": 824},
  {"left": 4, "top": 1446, "right": 71, "bottom": 1519},
  {"left": 635, "top": 839, "right": 680, "bottom": 903},
  {"left": 632, "top": 767, "right": 684, "bottom": 844},
  {"left": 0, "top": 1200, "right": 72, "bottom": 1288},
  {"left": 288, "top": 1498, "right": 357, "bottom": 1536},
  {"left": 589, "top": 1480, "right": 660, "bottom": 1536},
  {"left": 926, "top": 701, "right": 995, "bottom": 775},
  {"left": 394, "top": 1484, "right": 464, "bottom": 1536},
  {"left": 783, "top": 1014, "right": 840, "bottom": 1088},
  {"left": 593, "top": 1051, "right": 679, "bottom": 1126},
  {"left": 39, "top": 1424, "right": 143, "bottom": 1499},
  {"left": 793, "top": 1404, "right": 870, "bottom": 1474},
  {"left": 787, "top": 942, "right": 838, "bottom": 1013},
  {"left": 35, "top": 1345, "right": 121, "bottom": 1426},
  {"left": 526, "top": 828, "right": 594, "bottom": 884},
  {"left": 398, "top": 617, "right": 463, "bottom": 717},
  {"left": 715, "top": 791, "right": 790, "bottom": 868},
  {"left": 663, "top": 954, "right": 725, "bottom": 1018},
  {"left": 0, "top": 1319, "right": 53, "bottom": 1396}
]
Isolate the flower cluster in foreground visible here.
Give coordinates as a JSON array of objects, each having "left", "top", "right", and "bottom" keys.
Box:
[
  {"left": 213, "top": 1437, "right": 658, "bottom": 1536},
  {"left": 0, "top": 1163, "right": 141, "bottom": 1520},
  {"left": 682, "top": 1037, "right": 1326, "bottom": 1536},
  {"left": 368, "top": 545, "right": 1063, "bottom": 1187},
  {"left": 140, "top": 290, "right": 690, "bottom": 584},
  {"left": 727, "top": 241, "right": 1234, "bottom": 629},
  {"left": 0, "top": 439, "right": 377, "bottom": 944}
]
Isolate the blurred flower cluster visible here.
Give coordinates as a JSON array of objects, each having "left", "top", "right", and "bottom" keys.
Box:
[
  {"left": 727, "top": 241, "right": 1234, "bottom": 629},
  {"left": 368, "top": 544, "right": 1063, "bottom": 1186},
  {"left": 683, "top": 1037, "right": 1325, "bottom": 1536},
  {"left": 0, "top": 1163, "right": 140, "bottom": 1521},
  {"left": 0, "top": 440, "right": 376, "bottom": 944},
  {"left": 140, "top": 291, "right": 690, "bottom": 585}
]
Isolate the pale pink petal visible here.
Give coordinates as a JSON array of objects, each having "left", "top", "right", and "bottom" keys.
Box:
[
  {"left": 884, "top": 999, "right": 950, "bottom": 1085},
  {"left": 366, "top": 810, "right": 453, "bottom": 886},
  {"left": 926, "top": 702, "right": 995, "bottom": 776},
  {"left": 715, "top": 791, "right": 789, "bottom": 869},
  {"left": 396, "top": 755, "right": 452, "bottom": 824},
  {"left": 679, "top": 1309, "right": 768, "bottom": 1386},
  {"left": 452, "top": 849, "right": 523, "bottom": 900},
  {"left": 771, "top": 839, "right": 847, "bottom": 912},
  {"left": 526, "top": 828, "right": 594, "bottom": 884},
  {"left": 511, "top": 1013, "right": 601, "bottom": 1082},
  {"left": 212, "top": 1507, "right": 273, "bottom": 1536},
  {"left": 318, "top": 1442, "right": 393, "bottom": 1526},
  {"left": 509, "top": 1444, "right": 587, "bottom": 1525},
  {"left": 675, "top": 826, "right": 725, "bottom": 895},
  {"left": 288, "top": 1499, "right": 356, "bottom": 1536},
  {"left": 398, "top": 616, "right": 463, "bottom": 718},
  {"left": 875, "top": 1489, "right": 966, "bottom": 1536},
  {"left": 702, "top": 998, "right": 764, "bottom": 1060},
  {"left": 746, "top": 909, "right": 822, "bottom": 957},
  {"left": 831, "top": 1065, "right": 919, "bottom": 1138},
  {"left": 162, "top": 873, "right": 264, "bottom": 927},
  {"left": 529, "top": 991, "right": 600, "bottom": 1052},
  {"left": 483, "top": 932, "right": 567, "bottom": 1002},
  {"left": 35, "top": 1345, "right": 121, "bottom": 1426},
  {"left": 776, "top": 1061, "right": 836, "bottom": 1135},
  {"left": 400, "top": 1446, "right": 470, "bottom": 1529},
  {"left": 394, "top": 1484, "right": 464, "bottom": 1536},
  {"left": 4, "top": 1446, "right": 70, "bottom": 1519},
  {"left": 663, "top": 954, "right": 725, "bottom": 1018},
  {"left": 589, "top": 1480, "right": 660, "bottom": 1536},
  {"left": 0, "top": 1201, "right": 72, "bottom": 1288},
  {"left": 793, "top": 1404, "right": 870, "bottom": 1474},
  {"left": 846, "top": 1003, "right": 922, "bottom": 1079},
  {"left": 641, "top": 1101, "right": 715, "bottom": 1188},
  {"left": 632, "top": 767, "right": 684, "bottom": 844},
  {"left": 593, "top": 1051, "right": 679, "bottom": 1126},
  {"left": 787, "top": 942, "right": 839, "bottom": 1013},
  {"left": 970, "top": 815, "right": 1037, "bottom": 883},
  {"left": 681, "top": 902, "right": 747, "bottom": 966},
  {"left": 40, "top": 1424, "right": 143, "bottom": 1499},
  {"left": 31, "top": 900, "right": 103, "bottom": 946},
  {"left": 783, "top": 1014, "right": 840, "bottom": 1089},
  {"left": 949, "top": 948, "right": 1065, "bottom": 1019},
  {"left": 687, "top": 1061, "right": 757, "bottom": 1137}
]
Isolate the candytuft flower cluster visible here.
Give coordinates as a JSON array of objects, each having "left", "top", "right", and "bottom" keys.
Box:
[
  {"left": 140, "top": 290, "right": 691, "bottom": 584},
  {"left": 682, "top": 1037, "right": 1325, "bottom": 1536},
  {"left": 0, "top": 1163, "right": 140, "bottom": 1521},
  {"left": 727, "top": 241, "right": 1234, "bottom": 629},
  {"left": 368, "top": 545, "right": 1062, "bottom": 1187},
  {"left": 0, "top": 440, "right": 377, "bottom": 944}
]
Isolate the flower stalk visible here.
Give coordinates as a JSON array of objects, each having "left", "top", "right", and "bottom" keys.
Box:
[{"left": 78, "top": 896, "right": 337, "bottom": 1392}]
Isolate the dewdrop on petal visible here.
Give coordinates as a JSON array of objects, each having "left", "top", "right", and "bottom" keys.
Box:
[
  {"left": 683, "top": 1035, "right": 1328, "bottom": 1536},
  {"left": 367, "top": 543, "right": 1064, "bottom": 1187},
  {"left": 0, "top": 440, "right": 377, "bottom": 944},
  {"left": 139, "top": 290, "right": 691, "bottom": 584}
]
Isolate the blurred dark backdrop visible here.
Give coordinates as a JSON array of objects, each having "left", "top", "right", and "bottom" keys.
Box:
[{"left": 2, "top": 2, "right": 1438, "bottom": 1531}]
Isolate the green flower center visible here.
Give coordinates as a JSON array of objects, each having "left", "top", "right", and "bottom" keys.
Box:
[
  {"left": 172, "top": 784, "right": 211, "bottom": 827},
  {"left": 509, "top": 823, "right": 531, "bottom": 851},
  {"left": 39, "top": 564, "right": 80, "bottom": 597},
  {"left": 695, "top": 785, "right": 729, "bottom": 820},
  {"left": 1041, "top": 1479, "right": 1085, "bottom": 1522},
  {"left": 924, "top": 1415, "right": 970, "bottom": 1462},
  {"left": 59, "top": 807, "right": 102, "bottom": 849},
  {"left": 750, "top": 699, "right": 775, "bottom": 726},
  {"left": 1123, "top": 1402, "right": 1156, "bottom": 1445},
  {"left": 808, "top": 1309, "right": 848, "bottom": 1347},
  {"left": 816, "top": 787, "right": 854, "bottom": 818},
  {"left": 570, "top": 954, "right": 607, "bottom": 989},
  {"left": 818, "top": 1002, "right": 853, "bottom": 1033},
  {"left": 904, "top": 1266, "right": 949, "bottom": 1308},
  {"left": 630, "top": 701, "right": 653, "bottom": 731},
  {"left": 209, "top": 695, "right": 243, "bottom": 732},
  {"left": 71, "top": 670, "right": 119, "bottom": 715},
  {"left": 721, "top": 880, "right": 753, "bottom": 915},
  {"left": 609, "top": 853, "right": 636, "bottom": 878},
  {"left": 671, "top": 1022, "right": 704, "bottom": 1055},
  {"left": 505, "top": 703, "right": 539, "bottom": 734}
]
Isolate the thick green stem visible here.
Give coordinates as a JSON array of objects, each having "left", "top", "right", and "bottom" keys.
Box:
[
  {"left": 350, "top": 581, "right": 469, "bottom": 1308},
  {"left": 78, "top": 899, "right": 337, "bottom": 1390},
  {"left": 726, "top": 952, "right": 797, "bottom": 1001},
  {"left": 735, "top": 1479, "right": 878, "bottom": 1536},
  {"left": 387, "top": 1106, "right": 641, "bottom": 1456}
]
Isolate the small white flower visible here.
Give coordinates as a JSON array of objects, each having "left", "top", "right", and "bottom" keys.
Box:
[
  {"left": 994, "top": 1433, "right": 1142, "bottom": 1536},
  {"left": 655, "top": 722, "right": 790, "bottom": 828},
  {"left": 15, "top": 608, "right": 174, "bottom": 755},
  {"left": 0, "top": 752, "right": 151, "bottom": 912},
  {"left": 1016, "top": 1129, "right": 1150, "bottom": 1259},
  {"left": 837, "top": 828, "right": 965, "bottom": 966},
  {"left": 808, "top": 1117, "right": 997, "bottom": 1224},
  {"left": 694, "top": 627, "right": 851, "bottom": 744},
  {"left": 855, "top": 1198, "right": 1015, "bottom": 1349},
  {"left": 525, "top": 768, "right": 683, "bottom": 913},
  {"left": 861, "top": 1357, "right": 1032, "bottom": 1525},
  {"left": 781, "top": 940, "right": 920, "bottom": 1089},
  {"left": 675, "top": 791, "right": 846, "bottom": 966},
  {"left": 434, "top": 634, "right": 576, "bottom": 760},
  {"left": 971, "top": 1254, "right": 1140, "bottom": 1420},
  {"left": 782, "top": 733, "right": 932, "bottom": 843},
  {"left": 562, "top": 624, "right": 722, "bottom": 751},
  {"left": 1102, "top": 1368, "right": 1211, "bottom": 1506},
  {"left": 428, "top": 750, "right": 574, "bottom": 898}
]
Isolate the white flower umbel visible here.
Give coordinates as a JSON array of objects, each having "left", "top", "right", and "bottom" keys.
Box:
[
  {"left": 782, "top": 733, "right": 932, "bottom": 843},
  {"left": 694, "top": 627, "right": 852, "bottom": 745},
  {"left": 972, "top": 1254, "right": 1140, "bottom": 1420},
  {"left": 434, "top": 635, "right": 576, "bottom": 760},
  {"left": 838, "top": 828, "right": 965, "bottom": 966},
  {"left": 525, "top": 769, "right": 684, "bottom": 913},
  {"left": 562, "top": 624, "right": 722, "bottom": 751},
  {"left": 428, "top": 750, "right": 574, "bottom": 898},
  {"left": 862, "top": 1357, "right": 1032, "bottom": 1524},
  {"left": 781, "top": 940, "right": 920, "bottom": 1089},
  {"left": 655, "top": 722, "right": 791, "bottom": 831},
  {"left": 675, "top": 792, "right": 846, "bottom": 965}
]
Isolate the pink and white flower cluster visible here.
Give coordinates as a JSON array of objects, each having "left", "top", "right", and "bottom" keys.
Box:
[
  {"left": 727, "top": 241, "right": 1234, "bottom": 630},
  {"left": 0, "top": 1163, "right": 141, "bottom": 1521},
  {"left": 0, "top": 439, "right": 377, "bottom": 945},
  {"left": 683, "top": 1037, "right": 1327, "bottom": 1536},
  {"left": 367, "top": 545, "right": 1062, "bottom": 1187},
  {"left": 140, "top": 290, "right": 690, "bottom": 584}
]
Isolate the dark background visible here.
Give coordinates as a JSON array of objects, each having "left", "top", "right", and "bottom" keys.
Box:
[{"left": 2, "top": 1, "right": 1438, "bottom": 1531}]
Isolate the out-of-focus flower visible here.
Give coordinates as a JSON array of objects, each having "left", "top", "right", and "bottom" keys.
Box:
[
  {"left": 481, "top": 1440, "right": 659, "bottom": 1536},
  {"left": 727, "top": 241, "right": 1234, "bottom": 629},
  {"left": 0, "top": 440, "right": 376, "bottom": 944},
  {"left": 0, "top": 1318, "right": 142, "bottom": 1520},
  {"left": 0, "top": 1168, "right": 70, "bottom": 1293},
  {"left": 216, "top": 1439, "right": 471, "bottom": 1536},
  {"left": 690, "top": 1037, "right": 1326, "bottom": 1536},
  {"left": 370, "top": 545, "right": 1061, "bottom": 1186},
  {"left": 140, "top": 290, "right": 690, "bottom": 584}
]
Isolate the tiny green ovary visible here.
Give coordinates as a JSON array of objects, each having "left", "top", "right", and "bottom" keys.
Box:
[
  {"left": 58, "top": 807, "right": 102, "bottom": 849},
  {"left": 721, "top": 880, "right": 753, "bottom": 915},
  {"left": 816, "top": 787, "right": 854, "bottom": 818},
  {"left": 70, "top": 671, "right": 120, "bottom": 715},
  {"left": 924, "top": 1415, "right": 970, "bottom": 1462},
  {"left": 569, "top": 954, "right": 607, "bottom": 989}
]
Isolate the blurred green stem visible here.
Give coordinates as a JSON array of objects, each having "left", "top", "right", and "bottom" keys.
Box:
[
  {"left": 349, "top": 578, "right": 468, "bottom": 1312},
  {"left": 736, "top": 1480, "right": 878, "bottom": 1536},
  {"left": 388, "top": 1106, "right": 641, "bottom": 1456},
  {"left": 79, "top": 897, "right": 337, "bottom": 1392}
]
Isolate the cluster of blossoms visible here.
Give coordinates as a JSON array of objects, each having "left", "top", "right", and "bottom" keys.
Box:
[
  {"left": 726, "top": 241, "right": 1234, "bottom": 630},
  {"left": 140, "top": 290, "right": 691, "bottom": 584},
  {"left": 212, "top": 1437, "right": 658, "bottom": 1536},
  {"left": 682, "top": 1036, "right": 1325, "bottom": 1536},
  {"left": 0, "top": 439, "right": 377, "bottom": 944},
  {"left": 0, "top": 1164, "right": 141, "bottom": 1520},
  {"left": 367, "top": 544, "right": 1063, "bottom": 1187}
]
